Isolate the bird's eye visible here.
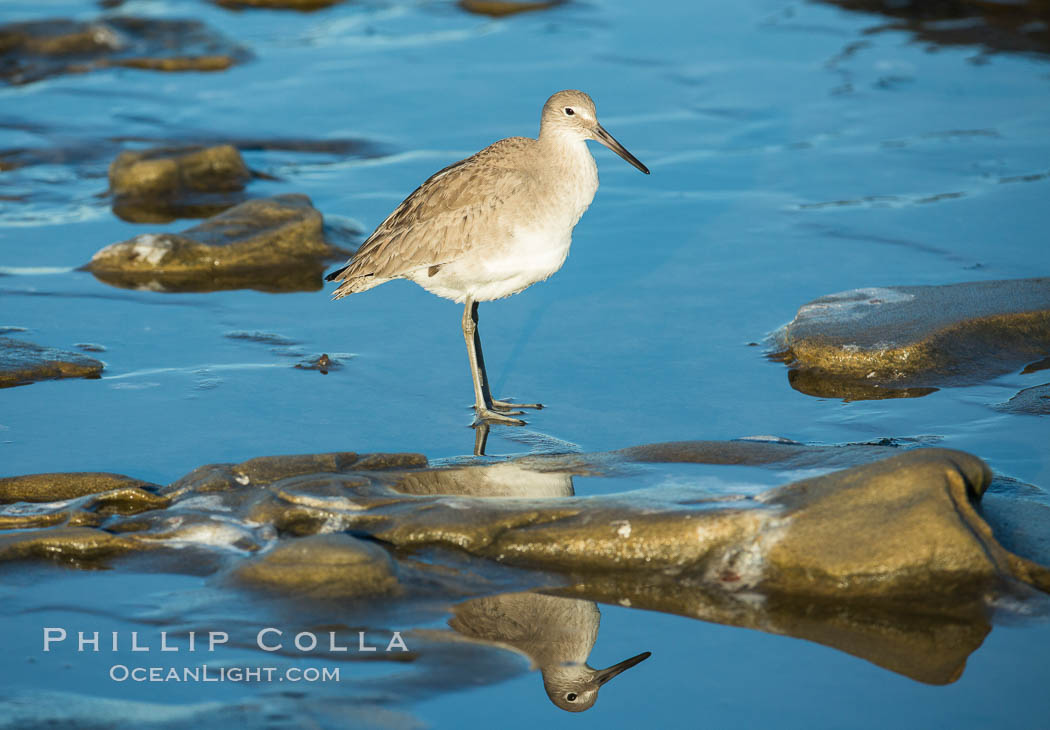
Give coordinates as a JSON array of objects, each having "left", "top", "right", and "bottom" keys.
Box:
[
  {"left": 564, "top": 107, "right": 575, "bottom": 116},
  {"left": 566, "top": 693, "right": 578, "bottom": 702}
]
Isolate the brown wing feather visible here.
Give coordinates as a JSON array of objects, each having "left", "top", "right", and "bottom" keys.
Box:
[{"left": 329, "top": 137, "right": 535, "bottom": 297}]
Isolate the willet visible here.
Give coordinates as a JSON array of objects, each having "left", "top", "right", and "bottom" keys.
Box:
[{"left": 327, "top": 90, "right": 649, "bottom": 425}]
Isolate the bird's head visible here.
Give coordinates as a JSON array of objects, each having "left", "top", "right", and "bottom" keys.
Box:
[{"left": 541, "top": 89, "right": 650, "bottom": 174}]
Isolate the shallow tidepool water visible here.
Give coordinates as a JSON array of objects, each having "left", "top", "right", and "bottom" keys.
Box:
[{"left": 1, "top": 0, "right": 1049, "bottom": 727}]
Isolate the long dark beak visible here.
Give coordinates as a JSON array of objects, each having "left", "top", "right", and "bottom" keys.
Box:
[
  {"left": 594, "top": 651, "right": 652, "bottom": 686},
  {"left": 593, "top": 124, "right": 650, "bottom": 175}
]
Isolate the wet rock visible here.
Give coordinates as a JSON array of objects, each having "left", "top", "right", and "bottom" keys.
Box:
[
  {"left": 772, "top": 279, "right": 1050, "bottom": 400},
  {"left": 756, "top": 450, "right": 1004, "bottom": 600},
  {"left": 87, "top": 263, "right": 331, "bottom": 293},
  {"left": 83, "top": 194, "right": 351, "bottom": 293},
  {"left": 161, "top": 451, "right": 426, "bottom": 499},
  {"left": 213, "top": 0, "right": 345, "bottom": 10},
  {"left": 342, "top": 449, "right": 1050, "bottom": 602},
  {"left": 82, "top": 486, "right": 169, "bottom": 516},
  {"left": 294, "top": 353, "right": 343, "bottom": 374},
  {"left": 820, "top": 0, "right": 1050, "bottom": 58},
  {"left": 0, "top": 526, "right": 143, "bottom": 565},
  {"left": 114, "top": 511, "right": 266, "bottom": 553},
  {"left": 230, "top": 534, "right": 400, "bottom": 598},
  {"left": 0, "top": 337, "right": 103, "bottom": 388},
  {"left": 0, "top": 17, "right": 250, "bottom": 86},
  {"left": 109, "top": 145, "right": 252, "bottom": 223},
  {"left": 3, "top": 443, "right": 1049, "bottom": 684},
  {"left": 0, "top": 472, "right": 153, "bottom": 503},
  {"left": 8, "top": 446, "right": 1046, "bottom": 607},
  {"left": 995, "top": 383, "right": 1050, "bottom": 416},
  {"left": 458, "top": 0, "right": 566, "bottom": 17}
]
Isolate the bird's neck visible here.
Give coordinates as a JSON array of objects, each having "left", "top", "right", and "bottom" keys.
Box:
[
  {"left": 538, "top": 125, "right": 589, "bottom": 156},
  {"left": 536, "top": 129, "right": 599, "bottom": 196}
]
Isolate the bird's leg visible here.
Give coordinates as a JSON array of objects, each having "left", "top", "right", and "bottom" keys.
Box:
[
  {"left": 473, "top": 422, "right": 490, "bottom": 456},
  {"left": 467, "top": 301, "right": 543, "bottom": 412},
  {"left": 462, "top": 299, "right": 526, "bottom": 426}
]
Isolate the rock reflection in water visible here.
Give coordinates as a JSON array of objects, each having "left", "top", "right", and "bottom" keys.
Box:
[{"left": 820, "top": 0, "right": 1050, "bottom": 57}]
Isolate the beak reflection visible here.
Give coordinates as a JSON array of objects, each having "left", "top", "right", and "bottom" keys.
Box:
[{"left": 595, "top": 650, "right": 652, "bottom": 686}]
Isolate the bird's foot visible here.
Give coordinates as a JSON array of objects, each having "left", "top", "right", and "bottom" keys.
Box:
[
  {"left": 473, "top": 406, "right": 526, "bottom": 426},
  {"left": 492, "top": 398, "right": 543, "bottom": 411}
]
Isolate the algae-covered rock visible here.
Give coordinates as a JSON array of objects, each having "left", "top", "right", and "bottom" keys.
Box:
[
  {"left": 230, "top": 533, "right": 400, "bottom": 598},
  {"left": 5, "top": 446, "right": 1045, "bottom": 605},
  {"left": 0, "top": 471, "right": 152, "bottom": 503},
  {"left": 0, "top": 17, "right": 250, "bottom": 86},
  {"left": 757, "top": 449, "right": 1001, "bottom": 600},
  {"left": 0, "top": 338, "right": 103, "bottom": 388},
  {"left": 335, "top": 448, "right": 1050, "bottom": 603},
  {"left": 84, "top": 194, "right": 349, "bottom": 293},
  {"left": 109, "top": 144, "right": 252, "bottom": 223},
  {"left": 458, "top": 1, "right": 565, "bottom": 17},
  {"left": 0, "top": 526, "right": 142, "bottom": 565},
  {"left": 773, "top": 279, "right": 1050, "bottom": 400}
]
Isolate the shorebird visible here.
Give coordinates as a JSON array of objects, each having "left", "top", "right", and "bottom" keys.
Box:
[{"left": 326, "top": 89, "right": 649, "bottom": 425}]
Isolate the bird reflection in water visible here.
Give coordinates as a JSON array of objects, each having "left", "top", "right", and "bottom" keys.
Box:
[
  {"left": 452, "top": 593, "right": 650, "bottom": 711},
  {"left": 385, "top": 443, "right": 651, "bottom": 711}
]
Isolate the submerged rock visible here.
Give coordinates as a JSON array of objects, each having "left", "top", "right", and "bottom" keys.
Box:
[
  {"left": 83, "top": 194, "right": 350, "bottom": 293},
  {"left": 995, "top": 383, "right": 1050, "bottom": 416},
  {"left": 0, "top": 526, "right": 143, "bottom": 565},
  {"left": 213, "top": 0, "right": 345, "bottom": 10},
  {"left": 109, "top": 145, "right": 252, "bottom": 223},
  {"left": 772, "top": 279, "right": 1050, "bottom": 400},
  {"left": 231, "top": 533, "right": 401, "bottom": 598},
  {"left": 0, "top": 17, "right": 250, "bottom": 86},
  {"left": 0, "top": 337, "right": 103, "bottom": 388}
]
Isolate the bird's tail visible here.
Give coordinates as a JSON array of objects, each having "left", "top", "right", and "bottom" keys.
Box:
[
  {"left": 329, "top": 271, "right": 387, "bottom": 300},
  {"left": 325, "top": 265, "right": 349, "bottom": 282}
]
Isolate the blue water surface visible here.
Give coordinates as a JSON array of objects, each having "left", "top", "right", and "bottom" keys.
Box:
[{"left": 2, "top": 0, "right": 1049, "bottom": 727}]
